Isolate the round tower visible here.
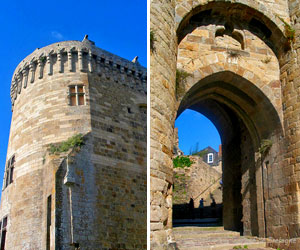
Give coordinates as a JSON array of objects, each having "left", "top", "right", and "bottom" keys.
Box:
[{"left": 0, "top": 36, "right": 147, "bottom": 249}]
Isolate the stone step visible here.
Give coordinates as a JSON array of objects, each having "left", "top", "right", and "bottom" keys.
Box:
[
  {"left": 175, "top": 238, "right": 267, "bottom": 250},
  {"left": 174, "top": 227, "right": 269, "bottom": 250},
  {"left": 173, "top": 226, "right": 225, "bottom": 232},
  {"left": 174, "top": 230, "right": 240, "bottom": 239}
]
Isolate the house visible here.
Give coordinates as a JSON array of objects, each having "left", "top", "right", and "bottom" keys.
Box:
[{"left": 198, "top": 146, "right": 222, "bottom": 166}]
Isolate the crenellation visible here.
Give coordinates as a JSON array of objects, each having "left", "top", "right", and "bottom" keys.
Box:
[{"left": 10, "top": 41, "right": 147, "bottom": 108}]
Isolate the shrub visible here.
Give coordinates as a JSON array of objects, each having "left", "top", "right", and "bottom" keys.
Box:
[
  {"left": 150, "top": 30, "right": 156, "bottom": 52},
  {"left": 49, "top": 134, "right": 84, "bottom": 154},
  {"left": 278, "top": 17, "right": 295, "bottom": 43},
  {"left": 259, "top": 139, "right": 272, "bottom": 155},
  {"left": 173, "top": 156, "right": 193, "bottom": 168}
]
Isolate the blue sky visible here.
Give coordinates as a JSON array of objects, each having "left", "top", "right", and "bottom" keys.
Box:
[
  {"left": 0, "top": 0, "right": 146, "bottom": 191},
  {"left": 175, "top": 109, "right": 221, "bottom": 155}
]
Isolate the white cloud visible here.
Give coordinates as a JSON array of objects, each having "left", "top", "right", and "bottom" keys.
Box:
[{"left": 51, "top": 31, "right": 64, "bottom": 40}]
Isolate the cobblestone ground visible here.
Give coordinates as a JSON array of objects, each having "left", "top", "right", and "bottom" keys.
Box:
[{"left": 174, "top": 227, "right": 274, "bottom": 250}]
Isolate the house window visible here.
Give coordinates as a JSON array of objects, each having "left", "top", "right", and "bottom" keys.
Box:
[
  {"left": 4, "top": 156, "right": 15, "bottom": 189},
  {"left": 0, "top": 216, "right": 7, "bottom": 250},
  {"left": 69, "top": 85, "right": 85, "bottom": 106},
  {"left": 207, "top": 153, "right": 214, "bottom": 163}
]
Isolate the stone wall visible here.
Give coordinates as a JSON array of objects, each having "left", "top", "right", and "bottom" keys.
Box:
[
  {"left": 150, "top": 0, "right": 177, "bottom": 249},
  {"left": 173, "top": 156, "right": 222, "bottom": 207}
]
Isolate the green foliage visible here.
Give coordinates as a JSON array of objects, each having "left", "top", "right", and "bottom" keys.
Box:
[
  {"left": 173, "top": 156, "right": 193, "bottom": 169},
  {"left": 233, "top": 246, "right": 243, "bottom": 249},
  {"left": 150, "top": 30, "right": 156, "bottom": 52},
  {"left": 278, "top": 16, "right": 295, "bottom": 44},
  {"left": 259, "top": 139, "right": 272, "bottom": 155},
  {"left": 232, "top": 246, "right": 248, "bottom": 249},
  {"left": 176, "top": 69, "right": 192, "bottom": 87},
  {"left": 49, "top": 134, "right": 84, "bottom": 154}
]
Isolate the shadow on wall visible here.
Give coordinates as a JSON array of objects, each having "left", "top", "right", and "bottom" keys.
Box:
[{"left": 173, "top": 193, "right": 223, "bottom": 222}]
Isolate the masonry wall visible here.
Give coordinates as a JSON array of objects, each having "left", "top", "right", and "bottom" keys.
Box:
[
  {"left": 150, "top": 0, "right": 178, "bottom": 249},
  {"left": 89, "top": 73, "right": 147, "bottom": 249},
  {"left": 173, "top": 156, "right": 221, "bottom": 206},
  {"left": 0, "top": 71, "right": 91, "bottom": 249}
]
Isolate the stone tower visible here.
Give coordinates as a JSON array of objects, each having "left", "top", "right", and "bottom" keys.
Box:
[
  {"left": 151, "top": 0, "right": 300, "bottom": 249},
  {"left": 0, "top": 36, "right": 146, "bottom": 249}
]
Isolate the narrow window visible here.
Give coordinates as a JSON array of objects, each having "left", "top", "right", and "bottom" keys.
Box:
[
  {"left": 46, "top": 195, "right": 51, "bottom": 250},
  {"left": 207, "top": 153, "right": 214, "bottom": 164},
  {"left": 4, "top": 155, "right": 15, "bottom": 189},
  {"left": 0, "top": 217, "right": 7, "bottom": 250},
  {"left": 69, "top": 85, "right": 85, "bottom": 106}
]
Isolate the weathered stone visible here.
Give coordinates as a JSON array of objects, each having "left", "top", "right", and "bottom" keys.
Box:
[
  {"left": 1, "top": 37, "right": 146, "bottom": 249},
  {"left": 151, "top": 0, "right": 300, "bottom": 249}
]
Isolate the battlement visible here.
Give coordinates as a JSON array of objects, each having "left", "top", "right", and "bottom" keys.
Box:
[{"left": 10, "top": 36, "right": 147, "bottom": 108}]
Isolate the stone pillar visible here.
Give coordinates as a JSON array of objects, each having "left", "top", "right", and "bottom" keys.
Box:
[
  {"left": 38, "top": 58, "right": 43, "bottom": 79},
  {"left": 150, "top": 0, "right": 177, "bottom": 249},
  {"left": 22, "top": 68, "right": 28, "bottom": 89},
  {"left": 78, "top": 50, "right": 83, "bottom": 72},
  {"left": 57, "top": 52, "right": 63, "bottom": 73},
  {"left": 47, "top": 54, "right": 51, "bottom": 75},
  {"left": 12, "top": 78, "right": 17, "bottom": 101},
  {"left": 88, "top": 51, "right": 93, "bottom": 73},
  {"left": 29, "top": 62, "right": 35, "bottom": 83},
  {"left": 68, "top": 51, "right": 72, "bottom": 72},
  {"left": 17, "top": 73, "right": 22, "bottom": 94}
]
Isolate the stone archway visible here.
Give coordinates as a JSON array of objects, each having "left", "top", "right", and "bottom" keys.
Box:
[
  {"left": 150, "top": 0, "right": 299, "bottom": 249},
  {"left": 176, "top": 70, "right": 283, "bottom": 237}
]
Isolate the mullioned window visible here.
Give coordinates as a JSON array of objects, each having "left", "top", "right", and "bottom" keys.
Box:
[{"left": 68, "top": 85, "right": 85, "bottom": 106}]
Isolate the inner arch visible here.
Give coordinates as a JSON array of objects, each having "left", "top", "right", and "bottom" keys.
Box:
[
  {"left": 176, "top": 2, "right": 288, "bottom": 58},
  {"left": 178, "top": 71, "right": 283, "bottom": 147},
  {"left": 175, "top": 71, "right": 283, "bottom": 236}
]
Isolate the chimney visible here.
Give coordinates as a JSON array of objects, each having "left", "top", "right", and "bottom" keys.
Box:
[{"left": 218, "top": 144, "right": 222, "bottom": 158}]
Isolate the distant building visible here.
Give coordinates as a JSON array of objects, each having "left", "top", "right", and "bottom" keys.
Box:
[{"left": 199, "top": 146, "right": 222, "bottom": 166}]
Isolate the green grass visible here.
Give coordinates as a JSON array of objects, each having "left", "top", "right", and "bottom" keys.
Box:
[{"left": 232, "top": 245, "right": 248, "bottom": 249}]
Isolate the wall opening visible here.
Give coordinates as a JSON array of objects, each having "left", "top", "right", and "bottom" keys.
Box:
[
  {"left": 173, "top": 70, "right": 282, "bottom": 236},
  {"left": 173, "top": 110, "right": 223, "bottom": 227}
]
